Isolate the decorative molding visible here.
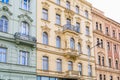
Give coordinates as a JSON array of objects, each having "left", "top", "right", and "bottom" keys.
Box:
[
  {"left": 86, "top": 39, "right": 92, "bottom": 45},
  {"left": 55, "top": 29, "right": 62, "bottom": 36},
  {"left": 85, "top": 21, "right": 90, "bottom": 26},
  {"left": 42, "top": 2, "right": 50, "bottom": 9},
  {"left": 18, "top": 14, "right": 33, "bottom": 22},
  {"left": 55, "top": 8, "right": 62, "bottom": 14},
  {"left": 41, "top": 25, "right": 50, "bottom": 33},
  {"left": 0, "top": 6, "right": 12, "bottom": 16},
  {"left": 75, "top": 17, "right": 81, "bottom": 22},
  {"left": 64, "top": 9, "right": 75, "bottom": 20}
]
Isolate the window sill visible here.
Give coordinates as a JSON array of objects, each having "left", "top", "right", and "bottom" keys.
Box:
[
  {"left": 41, "top": 18, "right": 50, "bottom": 23},
  {"left": 55, "top": 23, "right": 62, "bottom": 27},
  {"left": 0, "top": 1, "right": 12, "bottom": 6},
  {"left": 19, "top": 8, "right": 32, "bottom": 14}
]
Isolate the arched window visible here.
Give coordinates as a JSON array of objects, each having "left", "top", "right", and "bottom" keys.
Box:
[
  {"left": 21, "top": 21, "right": 29, "bottom": 35},
  {"left": 56, "top": 36, "right": 61, "bottom": 48},
  {"left": 98, "top": 55, "right": 101, "bottom": 65},
  {"left": 70, "top": 38, "right": 75, "bottom": 49},
  {"left": 78, "top": 43, "right": 81, "bottom": 54},
  {"left": 116, "top": 60, "right": 118, "bottom": 69},
  {"left": 43, "top": 32, "right": 48, "bottom": 45},
  {"left": 87, "top": 45, "right": 91, "bottom": 56},
  {"left": 0, "top": 16, "right": 8, "bottom": 32},
  {"left": 99, "top": 74, "right": 102, "bottom": 80}
]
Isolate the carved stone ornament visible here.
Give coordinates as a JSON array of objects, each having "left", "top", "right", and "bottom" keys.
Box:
[
  {"left": 64, "top": 9, "right": 75, "bottom": 19},
  {"left": 86, "top": 39, "right": 92, "bottom": 45},
  {"left": 85, "top": 21, "right": 90, "bottom": 26},
  {"left": 42, "top": 2, "right": 50, "bottom": 9},
  {"left": 41, "top": 25, "right": 50, "bottom": 32},
  {"left": 18, "top": 14, "right": 33, "bottom": 22},
  {"left": 55, "top": 29, "right": 62, "bottom": 35},
  {"left": 75, "top": 17, "right": 81, "bottom": 22},
  {"left": 55, "top": 8, "right": 62, "bottom": 14},
  {"left": 0, "top": 6, "right": 12, "bottom": 15}
]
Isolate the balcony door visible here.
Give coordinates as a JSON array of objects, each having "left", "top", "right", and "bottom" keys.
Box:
[{"left": 66, "top": 18, "right": 71, "bottom": 28}]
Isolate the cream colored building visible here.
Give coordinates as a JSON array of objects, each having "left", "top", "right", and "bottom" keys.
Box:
[
  {"left": 37, "top": 0, "right": 96, "bottom": 80},
  {"left": 92, "top": 7, "right": 120, "bottom": 80}
]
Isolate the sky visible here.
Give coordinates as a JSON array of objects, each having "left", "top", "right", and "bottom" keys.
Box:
[{"left": 86, "top": 0, "right": 120, "bottom": 23}]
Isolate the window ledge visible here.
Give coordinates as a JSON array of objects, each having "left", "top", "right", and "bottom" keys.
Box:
[
  {"left": 55, "top": 24, "right": 62, "bottom": 27},
  {"left": 41, "top": 18, "right": 50, "bottom": 23},
  {"left": 19, "top": 8, "right": 32, "bottom": 14}
]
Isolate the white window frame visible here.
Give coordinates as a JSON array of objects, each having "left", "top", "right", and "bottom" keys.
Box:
[
  {"left": 21, "top": 0, "right": 30, "bottom": 11},
  {"left": 0, "top": 48, "right": 7, "bottom": 62}
]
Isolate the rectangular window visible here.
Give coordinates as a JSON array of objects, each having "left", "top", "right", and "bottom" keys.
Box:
[
  {"left": 86, "top": 26, "right": 90, "bottom": 35},
  {"left": 21, "top": 22, "right": 29, "bottom": 35},
  {"left": 114, "top": 45, "right": 117, "bottom": 52},
  {"left": 56, "top": 0, "right": 60, "bottom": 5},
  {"left": 109, "top": 59, "right": 112, "bottom": 68},
  {"left": 113, "top": 30, "right": 115, "bottom": 38},
  {"left": 0, "top": 48, "right": 7, "bottom": 63},
  {"left": 1, "top": 0, "right": 9, "bottom": 3},
  {"left": 56, "top": 14, "right": 61, "bottom": 25},
  {"left": 42, "top": 9, "right": 48, "bottom": 20},
  {"left": 85, "top": 10, "right": 88, "bottom": 18},
  {"left": 106, "top": 27, "right": 109, "bottom": 35},
  {"left": 56, "top": 59, "right": 62, "bottom": 72},
  {"left": 100, "top": 24, "right": 102, "bottom": 32},
  {"left": 102, "top": 57, "right": 104, "bottom": 66},
  {"left": 76, "top": 22, "right": 80, "bottom": 32},
  {"left": 104, "top": 75, "right": 106, "bottom": 80},
  {"left": 76, "top": 6, "right": 79, "bottom": 14},
  {"left": 107, "top": 42, "right": 110, "bottom": 50},
  {"left": 18, "top": 51, "right": 29, "bottom": 65},
  {"left": 119, "top": 33, "right": 120, "bottom": 40},
  {"left": 78, "top": 63, "right": 82, "bottom": 75},
  {"left": 21, "top": 0, "right": 30, "bottom": 11},
  {"left": 110, "top": 76, "right": 113, "bottom": 80},
  {"left": 42, "top": 56, "right": 48, "bottom": 70},
  {"left": 98, "top": 56, "right": 101, "bottom": 65},
  {"left": 66, "top": 1, "right": 70, "bottom": 9},
  {"left": 118, "top": 77, "right": 119, "bottom": 80},
  {"left": 68, "top": 61, "right": 73, "bottom": 71},
  {"left": 88, "top": 65, "right": 92, "bottom": 76},
  {"left": 96, "top": 22, "right": 98, "bottom": 30}
]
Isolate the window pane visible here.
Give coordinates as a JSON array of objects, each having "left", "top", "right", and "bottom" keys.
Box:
[
  {"left": 56, "top": 36, "right": 61, "bottom": 48},
  {"left": 41, "top": 77, "right": 49, "bottom": 80},
  {"left": 56, "top": 0, "right": 60, "bottom": 4},
  {"left": 21, "top": 22, "right": 29, "bottom": 35},
  {"left": 42, "top": 9, "right": 48, "bottom": 20},
  {"left": 42, "top": 56, "right": 48, "bottom": 70},
  {"left": 0, "top": 48, "right": 7, "bottom": 63},
  {"left": 43, "top": 32, "right": 48, "bottom": 45},
  {"left": 68, "top": 61, "right": 72, "bottom": 70},
  {"left": 70, "top": 38, "right": 75, "bottom": 49},
  {"left": 56, "top": 14, "right": 61, "bottom": 25}
]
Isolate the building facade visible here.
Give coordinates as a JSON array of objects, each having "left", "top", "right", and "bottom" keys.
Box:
[
  {"left": 92, "top": 8, "right": 120, "bottom": 80},
  {"left": 37, "top": 0, "right": 96, "bottom": 80},
  {"left": 0, "top": 0, "right": 36, "bottom": 80}
]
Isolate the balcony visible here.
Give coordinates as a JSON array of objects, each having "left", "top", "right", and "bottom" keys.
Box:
[
  {"left": 65, "top": 70, "right": 80, "bottom": 78},
  {"left": 63, "top": 48, "right": 80, "bottom": 60},
  {"left": 14, "top": 32, "right": 36, "bottom": 46},
  {"left": 63, "top": 24, "right": 80, "bottom": 34}
]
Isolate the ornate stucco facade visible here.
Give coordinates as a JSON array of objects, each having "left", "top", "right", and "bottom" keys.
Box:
[
  {"left": 0, "top": 0, "right": 36, "bottom": 80},
  {"left": 37, "top": 0, "right": 96, "bottom": 80},
  {"left": 92, "top": 8, "right": 120, "bottom": 80}
]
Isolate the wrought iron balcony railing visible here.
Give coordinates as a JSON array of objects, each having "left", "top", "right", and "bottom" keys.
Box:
[
  {"left": 63, "top": 24, "right": 80, "bottom": 33},
  {"left": 14, "top": 32, "right": 36, "bottom": 42}
]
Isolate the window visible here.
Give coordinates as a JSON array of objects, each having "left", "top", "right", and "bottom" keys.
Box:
[
  {"left": 100, "top": 24, "right": 102, "bottom": 32},
  {"left": 76, "top": 6, "right": 79, "bottom": 14},
  {"left": 43, "top": 32, "right": 48, "bottom": 45},
  {"left": 119, "top": 33, "right": 120, "bottom": 40},
  {"left": 114, "top": 45, "right": 117, "bottom": 52},
  {"left": 78, "top": 43, "right": 81, "bottom": 54},
  {"left": 56, "top": 14, "right": 61, "bottom": 25},
  {"left": 88, "top": 65, "right": 92, "bottom": 76},
  {"left": 56, "top": 36, "right": 61, "bottom": 48},
  {"left": 101, "top": 39, "right": 103, "bottom": 48},
  {"left": 106, "top": 27, "right": 109, "bottom": 35},
  {"left": 76, "top": 22, "right": 80, "bottom": 32},
  {"left": 18, "top": 51, "right": 29, "bottom": 65},
  {"left": 99, "top": 74, "right": 102, "bottom": 80},
  {"left": 21, "top": 21, "right": 29, "bottom": 35},
  {"left": 104, "top": 75, "right": 106, "bottom": 80},
  {"left": 107, "top": 42, "right": 110, "bottom": 50},
  {"left": 116, "top": 60, "right": 118, "bottom": 69},
  {"left": 21, "top": 0, "right": 30, "bottom": 11},
  {"left": 67, "top": 18, "right": 71, "bottom": 25},
  {"left": 97, "top": 38, "right": 100, "bottom": 47},
  {"left": 86, "top": 26, "right": 89, "bottom": 35},
  {"left": 98, "top": 56, "right": 101, "bottom": 65},
  {"left": 109, "top": 59, "right": 112, "bottom": 68},
  {"left": 110, "top": 76, "right": 113, "bottom": 80},
  {"left": 56, "top": 59, "right": 62, "bottom": 72},
  {"left": 0, "top": 16, "right": 8, "bottom": 33},
  {"left": 113, "top": 30, "right": 115, "bottom": 37},
  {"left": 66, "top": 18, "right": 71, "bottom": 28},
  {"left": 78, "top": 63, "right": 82, "bottom": 75},
  {"left": 96, "top": 22, "right": 98, "bottom": 30},
  {"left": 85, "top": 10, "right": 88, "bottom": 18},
  {"left": 42, "top": 56, "right": 48, "bottom": 70},
  {"left": 56, "top": 0, "right": 60, "bottom": 5},
  {"left": 1, "top": 0, "right": 9, "bottom": 3},
  {"left": 102, "top": 57, "right": 104, "bottom": 66},
  {"left": 87, "top": 45, "right": 91, "bottom": 56},
  {"left": 68, "top": 61, "right": 73, "bottom": 71},
  {"left": 66, "top": 1, "right": 70, "bottom": 9},
  {"left": 70, "top": 38, "right": 75, "bottom": 49},
  {"left": 0, "top": 48, "right": 6, "bottom": 62},
  {"left": 42, "top": 9, "right": 48, "bottom": 20},
  {"left": 117, "top": 77, "right": 119, "bottom": 80}
]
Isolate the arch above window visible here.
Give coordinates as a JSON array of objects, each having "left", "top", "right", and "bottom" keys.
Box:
[{"left": 43, "top": 32, "right": 48, "bottom": 45}]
